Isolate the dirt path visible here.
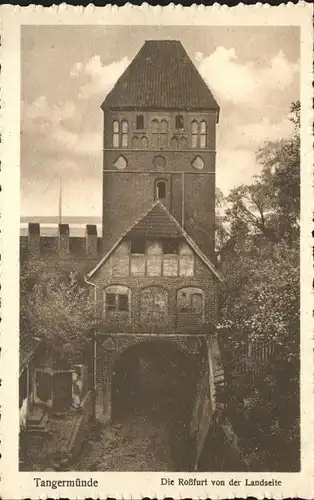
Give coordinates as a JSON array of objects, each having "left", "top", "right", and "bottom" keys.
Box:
[{"left": 74, "top": 409, "right": 174, "bottom": 471}]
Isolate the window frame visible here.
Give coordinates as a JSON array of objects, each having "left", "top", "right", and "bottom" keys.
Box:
[
  {"left": 175, "top": 115, "right": 184, "bottom": 130},
  {"left": 103, "top": 285, "right": 131, "bottom": 320},
  {"left": 191, "top": 120, "right": 199, "bottom": 148},
  {"left": 200, "top": 120, "right": 207, "bottom": 148},
  {"left": 113, "top": 120, "right": 120, "bottom": 148},
  {"left": 136, "top": 115, "right": 145, "bottom": 130},
  {"left": 121, "top": 120, "right": 129, "bottom": 148},
  {"left": 155, "top": 179, "right": 167, "bottom": 200}
]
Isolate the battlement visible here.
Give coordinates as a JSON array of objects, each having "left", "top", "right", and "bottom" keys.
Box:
[{"left": 20, "top": 223, "right": 102, "bottom": 261}]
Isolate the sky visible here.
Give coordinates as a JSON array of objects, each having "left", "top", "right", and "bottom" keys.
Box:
[{"left": 21, "top": 25, "right": 300, "bottom": 217}]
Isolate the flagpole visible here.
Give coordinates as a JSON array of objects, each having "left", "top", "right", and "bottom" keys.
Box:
[{"left": 58, "top": 175, "right": 62, "bottom": 225}]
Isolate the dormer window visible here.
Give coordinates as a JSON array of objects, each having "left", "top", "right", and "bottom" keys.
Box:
[
  {"left": 136, "top": 115, "right": 144, "bottom": 130},
  {"left": 175, "top": 115, "right": 184, "bottom": 130},
  {"left": 155, "top": 180, "right": 166, "bottom": 200}
]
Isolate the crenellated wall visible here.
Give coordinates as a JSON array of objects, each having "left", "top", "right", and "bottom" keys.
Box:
[{"left": 20, "top": 223, "right": 102, "bottom": 264}]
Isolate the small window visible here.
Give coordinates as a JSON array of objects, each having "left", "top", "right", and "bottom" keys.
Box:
[
  {"left": 200, "top": 121, "right": 207, "bottom": 148},
  {"left": 104, "top": 286, "right": 130, "bottom": 315},
  {"left": 106, "top": 293, "right": 116, "bottom": 311},
  {"left": 131, "top": 239, "right": 146, "bottom": 254},
  {"left": 121, "top": 120, "right": 128, "bottom": 148},
  {"left": 175, "top": 115, "right": 184, "bottom": 130},
  {"left": 113, "top": 120, "right": 119, "bottom": 148},
  {"left": 159, "top": 120, "right": 168, "bottom": 148},
  {"left": 106, "top": 293, "right": 129, "bottom": 312},
  {"left": 156, "top": 180, "right": 166, "bottom": 200},
  {"left": 191, "top": 120, "right": 198, "bottom": 148},
  {"left": 136, "top": 115, "right": 144, "bottom": 130},
  {"left": 118, "top": 294, "right": 129, "bottom": 312},
  {"left": 162, "top": 240, "right": 179, "bottom": 254},
  {"left": 151, "top": 119, "right": 159, "bottom": 149}
]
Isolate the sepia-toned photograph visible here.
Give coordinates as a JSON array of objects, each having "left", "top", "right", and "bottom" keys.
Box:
[{"left": 19, "top": 24, "right": 300, "bottom": 473}]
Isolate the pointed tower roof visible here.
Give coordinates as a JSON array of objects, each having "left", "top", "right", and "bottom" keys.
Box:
[{"left": 101, "top": 40, "right": 219, "bottom": 114}]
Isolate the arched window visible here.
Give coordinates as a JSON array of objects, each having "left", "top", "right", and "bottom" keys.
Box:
[
  {"left": 113, "top": 120, "right": 120, "bottom": 148},
  {"left": 104, "top": 285, "right": 131, "bottom": 321},
  {"left": 132, "top": 136, "right": 139, "bottom": 149},
  {"left": 140, "top": 286, "right": 168, "bottom": 324},
  {"left": 155, "top": 179, "right": 167, "bottom": 200},
  {"left": 191, "top": 121, "right": 198, "bottom": 148},
  {"left": 177, "top": 287, "right": 205, "bottom": 325},
  {"left": 200, "top": 121, "right": 207, "bottom": 148},
  {"left": 170, "top": 137, "right": 178, "bottom": 149},
  {"left": 140, "top": 136, "right": 148, "bottom": 149},
  {"left": 175, "top": 115, "right": 184, "bottom": 130},
  {"left": 159, "top": 120, "right": 168, "bottom": 148},
  {"left": 121, "top": 120, "right": 128, "bottom": 148},
  {"left": 151, "top": 119, "right": 159, "bottom": 148}
]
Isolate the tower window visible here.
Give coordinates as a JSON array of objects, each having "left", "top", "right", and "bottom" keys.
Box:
[
  {"left": 200, "top": 121, "right": 207, "bottom": 148},
  {"left": 159, "top": 120, "right": 168, "bottom": 148},
  {"left": 113, "top": 120, "right": 120, "bottom": 148},
  {"left": 151, "top": 119, "right": 159, "bottom": 148},
  {"left": 191, "top": 120, "right": 198, "bottom": 148},
  {"left": 121, "top": 120, "right": 128, "bottom": 148},
  {"left": 175, "top": 115, "right": 184, "bottom": 130},
  {"left": 156, "top": 180, "right": 166, "bottom": 200},
  {"left": 136, "top": 115, "right": 144, "bottom": 130}
]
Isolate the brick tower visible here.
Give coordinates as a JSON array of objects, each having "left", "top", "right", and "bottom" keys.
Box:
[{"left": 101, "top": 40, "right": 219, "bottom": 261}]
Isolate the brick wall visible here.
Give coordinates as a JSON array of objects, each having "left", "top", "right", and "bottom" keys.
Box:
[
  {"left": 91, "top": 250, "right": 218, "bottom": 333},
  {"left": 102, "top": 109, "right": 217, "bottom": 258}
]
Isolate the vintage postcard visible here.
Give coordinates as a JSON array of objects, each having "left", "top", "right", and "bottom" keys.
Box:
[{"left": 0, "top": 3, "right": 313, "bottom": 499}]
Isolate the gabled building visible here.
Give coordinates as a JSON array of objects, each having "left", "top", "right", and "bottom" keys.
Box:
[{"left": 86, "top": 201, "right": 222, "bottom": 336}]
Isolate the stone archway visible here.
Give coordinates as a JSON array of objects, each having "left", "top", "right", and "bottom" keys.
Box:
[{"left": 97, "top": 334, "right": 206, "bottom": 425}]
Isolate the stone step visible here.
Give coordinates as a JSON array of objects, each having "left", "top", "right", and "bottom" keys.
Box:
[
  {"left": 27, "top": 406, "right": 45, "bottom": 424},
  {"left": 27, "top": 420, "right": 52, "bottom": 436},
  {"left": 27, "top": 413, "right": 49, "bottom": 430}
]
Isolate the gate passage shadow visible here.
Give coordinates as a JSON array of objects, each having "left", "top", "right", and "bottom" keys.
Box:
[{"left": 111, "top": 341, "right": 201, "bottom": 471}]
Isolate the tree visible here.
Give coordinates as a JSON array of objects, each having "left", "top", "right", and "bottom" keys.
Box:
[
  {"left": 218, "top": 101, "right": 300, "bottom": 470},
  {"left": 21, "top": 260, "right": 100, "bottom": 369},
  {"left": 224, "top": 101, "right": 300, "bottom": 247}
]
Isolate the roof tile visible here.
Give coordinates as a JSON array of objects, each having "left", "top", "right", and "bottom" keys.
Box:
[{"left": 102, "top": 40, "right": 219, "bottom": 112}]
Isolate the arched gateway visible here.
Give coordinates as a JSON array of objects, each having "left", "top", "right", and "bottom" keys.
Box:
[{"left": 95, "top": 333, "right": 207, "bottom": 424}]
